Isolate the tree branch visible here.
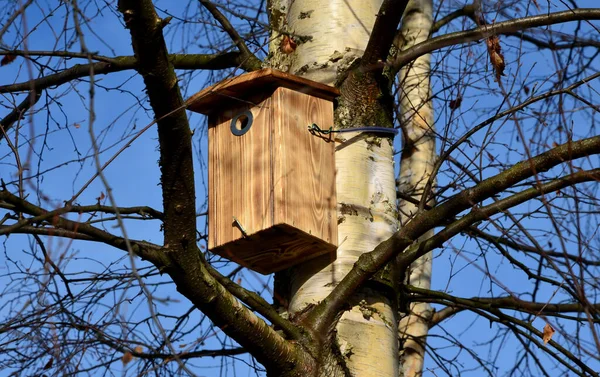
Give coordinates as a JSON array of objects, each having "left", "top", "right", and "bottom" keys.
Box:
[
  {"left": 0, "top": 90, "right": 42, "bottom": 141},
  {"left": 418, "top": 71, "right": 600, "bottom": 212},
  {"left": 392, "top": 8, "right": 600, "bottom": 71},
  {"left": 416, "top": 288, "right": 599, "bottom": 376},
  {"left": 430, "top": 3, "right": 476, "bottom": 34},
  {"left": 115, "top": 0, "right": 311, "bottom": 372},
  {"left": 0, "top": 0, "right": 34, "bottom": 41},
  {"left": 407, "top": 285, "right": 600, "bottom": 320},
  {"left": 207, "top": 265, "right": 305, "bottom": 341},
  {"left": 405, "top": 168, "right": 600, "bottom": 266},
  {"left": 361, "top": 0, "right": 410, "bottom": 66},
  {"left": 197, "top": 0, "right": 262, "bottom": 71},
  {"left": 0, "top": 189, "right": 166, "bottom": 264},
  {"left": 334, "top": 0, "right": 410, "bottom": 128},
  {"left": 0, "top": 52, "right": 251, "bottom": 93},
  {"left": 412, "top": 288, "right": 598, "bottom": 376},
  {"left": 0, "top": 199, "right": 164, "bottom": 220},
  {"left": 468, "top": 227, "right": 600, "bottom": 266},
  {"left": 430, "top": 4, "right": 600, "bottom": 50},
  {"left": 307, "top": 136, "right": 600, "bottom": 334}
]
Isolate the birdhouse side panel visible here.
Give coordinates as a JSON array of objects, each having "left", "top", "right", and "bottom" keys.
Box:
[
  {"left": 272, "top": 87, "right": 338, "bottom": 247},
  {"left": 208, "top": 99, "right": 274, "bottom": 251}
]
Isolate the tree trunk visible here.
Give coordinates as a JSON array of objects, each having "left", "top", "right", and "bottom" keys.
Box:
[
  {"left": 396, "top": 1, "right": 435, "bottom": 377},
  {"left": 270, "top": 0, "right": 399, "bottom": 375}
]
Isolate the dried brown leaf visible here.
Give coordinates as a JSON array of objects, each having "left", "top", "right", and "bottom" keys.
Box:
[
  {"left": 280, "top": 35, "right": 297, "bottom": 54},
  {"left": 134, "top": 346, "right": 143, "bottom": 353},
  {"left": 122, "top": 351, "right": 133, "bottom": 365},
  {"left": 96, "top": 191, "right": 105, "bottom": 201},
  {"left": 1, "top": 54, "right": 17, "bottom": 66},
  {"left": 449, "top": 96, "right": 462, "bottom": 110},
  {"left": 486, "top": 36, "right": 505, "bottom": 81},
  {"left": 542, "top": 323, "right": 555, "bottom": 344}
]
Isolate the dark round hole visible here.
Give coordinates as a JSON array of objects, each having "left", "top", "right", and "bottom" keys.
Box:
[
  {"left": 230, "top": 110, "right": 253, "bottom": 136},
  {"left": 235, "top": 114, "right": 249, "bottom": 131}
]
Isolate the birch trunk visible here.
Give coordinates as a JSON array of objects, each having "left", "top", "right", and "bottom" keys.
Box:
[
  {"left": 396, "top": 1, "right": 435, "bottom": 377},
  {"left": 269, "top": 0, "right": 399, "bottom": 375}
]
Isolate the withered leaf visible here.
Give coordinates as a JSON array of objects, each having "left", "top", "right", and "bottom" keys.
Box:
[
  {"left": 486, "top": 36, "right": 505, "bottom": 82},
  {"left": 280, "top": 35, "right": 297, "bottom": 54},
  {"left": 122, "top": 351, "right": 133, "bottom": 365},
  {"left": 96, "top": 191, "right": 105, "bottom": 201},
  {"left": 449, "top": 96, "right": 462, "bottom": 110},
  {"left": 1, "top": 54, "right": 17, "bottom": 66},
  {"left": 542, "top": 323, "right": 555, "bottom": 344}
]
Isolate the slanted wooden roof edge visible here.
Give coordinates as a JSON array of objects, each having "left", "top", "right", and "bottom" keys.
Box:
[{"left": 185, "top": 68, "right": 340, "bottom": 115}]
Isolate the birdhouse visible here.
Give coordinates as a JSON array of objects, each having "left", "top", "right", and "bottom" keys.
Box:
[{"left": 186, "top": 69, "right": 339, "bottom": 274}]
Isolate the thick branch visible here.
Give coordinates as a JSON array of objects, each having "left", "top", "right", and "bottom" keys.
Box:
[
  {"left": 306, "top": 136, "right": 600, "bottom": 333},
  {"left": 207, "top": 264, "right": 305, "bottom": 341},
  {"left": 116, "top": 0, "right": 310, "bottom": 372},
  {"left": 407, "top": 168, "right": 600, "bottom": 265},
  {"left": 0, "top": 52, "right": 251, "bottom": 93},
  {"left": 197, "top": 0, "right": 261, "bottom": 71},
  {"left": 0, "top": 90, "right": 42, "bottom": 141},
  {"left": 0, "top": 189, "right": 166, "bottom": 264},
  {"left": 392, "top": 8, "right": 600, "bottom": 71},
  {"left": 334, "top": 0, "right": 409, "bottom": 128},
  {"left": 430, "top": 5, "right": 600, "bottom": 50},
  {"left": 406, "top": 285, "right": 600, "bottom": 319},
  {"left": 361, "top": 0, "right": 409, "bottom": 66}
]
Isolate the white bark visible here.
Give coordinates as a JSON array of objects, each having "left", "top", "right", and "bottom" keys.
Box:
[
  {"left": 273, "top": 1, "right": 400, "bottom": 375},
  {"left": 290, "top": 132, "right": 399, "bottom": 376},
  {"left": 396, "top": 1, "right": 435, "bottom": 377},
  {"left": 285, "top": 0, "right": 383, "bottom": 84}
]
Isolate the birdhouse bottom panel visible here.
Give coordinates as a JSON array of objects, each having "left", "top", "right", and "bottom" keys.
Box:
[{"left": 210, "top": 224, "right": 337, "bottom": 274}]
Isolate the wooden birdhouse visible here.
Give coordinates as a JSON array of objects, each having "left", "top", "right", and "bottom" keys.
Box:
[{"left": 186, "top": 69, "right": 339, "bottom": 274}]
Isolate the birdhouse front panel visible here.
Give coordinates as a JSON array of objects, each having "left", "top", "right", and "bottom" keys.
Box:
[
  {"left": 208, "top": 95, "right": 274, "bottom": 255},
  {"left": 187, "top": 69, "right": 339, "bottom": 274}
]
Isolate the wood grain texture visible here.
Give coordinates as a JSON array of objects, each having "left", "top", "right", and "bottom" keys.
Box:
[
  {"left": 272, "top": 87, "right": 337, "bottom": 245},
  {"left": 212, "top": 224, "right": 337, "bottom": 274},
  {"left": 186, "top": 68, "right": 340, "bottom": 115},
  {"left": 205, "top": 73, "right": 338, "bottom": 274},
  {"left": 208, "top": 97, "right": 273, "bottom": 250}
]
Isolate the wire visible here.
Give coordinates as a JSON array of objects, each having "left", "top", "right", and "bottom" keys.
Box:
[{"left": 308, "top": 123, "right": 399, "bottom": 136}]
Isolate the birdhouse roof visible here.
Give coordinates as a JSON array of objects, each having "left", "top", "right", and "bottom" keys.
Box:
[{"left": 185, "top": 68, "right": 340, "bottom": 115}]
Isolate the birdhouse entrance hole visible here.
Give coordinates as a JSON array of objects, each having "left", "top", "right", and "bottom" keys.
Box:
[
  {"left": 186, "top": 69, "right": 340, "bottom": 274},
  {"left": 230, "top": 110, "right": 253, "bottom": 136}
]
